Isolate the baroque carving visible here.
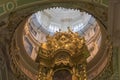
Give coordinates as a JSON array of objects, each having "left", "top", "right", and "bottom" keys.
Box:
[
  {"left": 37, "top": 29, "right": 90, "bottom": 80},
  {"left": 39, "top": 28, "right": 88, "bottom": 57}
]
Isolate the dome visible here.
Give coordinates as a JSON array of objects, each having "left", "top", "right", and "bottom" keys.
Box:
[
  {"left": 29, "top": 7, "right": 92, "bottom": 34},
  {"left": 23, "top": 7, "right": 102, "bottom": 63}
]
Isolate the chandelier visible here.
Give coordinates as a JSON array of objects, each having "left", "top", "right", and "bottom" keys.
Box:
[{"left": 37, "top": 28, "right": 90, "bottom": 80}]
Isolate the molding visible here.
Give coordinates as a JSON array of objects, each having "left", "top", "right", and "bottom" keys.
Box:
[{"left": 0, "top": 0, "right": 108, "bottom": 17}]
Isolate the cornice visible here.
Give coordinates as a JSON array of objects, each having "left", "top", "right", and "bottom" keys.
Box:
[{"left": 0, "top": 0, "right": 108, "bottom": 16}]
